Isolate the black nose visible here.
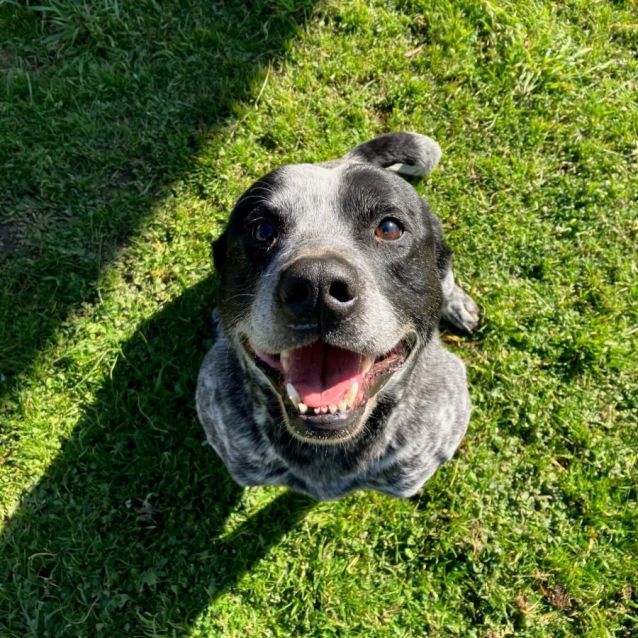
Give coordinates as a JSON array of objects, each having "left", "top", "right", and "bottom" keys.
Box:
[{"left": 277, "top": 255, "right": 359, "bottom": 327}]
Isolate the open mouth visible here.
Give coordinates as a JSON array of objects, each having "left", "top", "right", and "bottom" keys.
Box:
[{"left": 245, "top": 335, "right": 416, "bottom": 438}]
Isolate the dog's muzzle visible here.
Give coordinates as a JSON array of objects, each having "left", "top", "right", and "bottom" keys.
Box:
[{"left": 240, "top": 254, "right": 417, "bottom": 443}]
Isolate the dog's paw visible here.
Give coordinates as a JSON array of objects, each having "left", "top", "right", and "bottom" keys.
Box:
[{"left": 442, "top": 286, "right": 480, "bottom": 333}]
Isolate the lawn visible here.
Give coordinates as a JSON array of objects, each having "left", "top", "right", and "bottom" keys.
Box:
[{"left": 1, "top": 0, "right": 637, "bottom": 635}]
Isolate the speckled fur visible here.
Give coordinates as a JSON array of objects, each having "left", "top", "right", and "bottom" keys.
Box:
[
  {"left": 196, "top": 132, "right": 478, "bottom": 501},
  {"left": 197, "top": 326, "right": 469, "bottom": 499}
]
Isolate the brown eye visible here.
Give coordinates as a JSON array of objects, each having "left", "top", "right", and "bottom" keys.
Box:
[
  {"left": 375, "top": 218, "right": 403, "bottom": 241},
  {"left": 252, "top": 221, "right": 276, "bottom": 244}
]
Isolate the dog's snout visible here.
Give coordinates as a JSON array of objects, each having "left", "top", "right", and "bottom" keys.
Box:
[{"left": 277, "top": 256, "right": 359, "bottom": 326}]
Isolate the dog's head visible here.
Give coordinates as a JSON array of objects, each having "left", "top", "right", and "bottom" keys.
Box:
[{"left": 213, "top": 133, "right": 450, "bottom": 444}]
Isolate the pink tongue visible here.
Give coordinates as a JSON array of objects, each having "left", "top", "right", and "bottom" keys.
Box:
[{"left": 286, "top": 342, "right": 363, "bottom": 408}]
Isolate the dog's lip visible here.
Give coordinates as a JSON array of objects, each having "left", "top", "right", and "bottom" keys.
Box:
[
  {"left": 242, "top": 334, "right": 416, "bottom": 426},
  {"left": 295, "top": 409, "right": 352, "bottom": 430}
]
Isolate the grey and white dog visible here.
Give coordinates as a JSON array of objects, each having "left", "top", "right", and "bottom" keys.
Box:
[{"left": 196, "top": 132, "right": 479, "bottom": 500}]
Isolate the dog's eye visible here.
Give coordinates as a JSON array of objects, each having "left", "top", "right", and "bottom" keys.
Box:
[
  {"left": 251, "top": 221, "right": 277, "bottom": 244},
  {"left": 375, "top": 218, "right": 403, "bottom": 241}
]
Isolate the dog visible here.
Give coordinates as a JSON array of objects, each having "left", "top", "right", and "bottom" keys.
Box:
[{"left": 196, "top": 132, "right": 479, "bottom": 500}]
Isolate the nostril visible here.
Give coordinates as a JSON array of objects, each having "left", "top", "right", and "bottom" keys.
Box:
[
  {"left": 283, "top": 279, "right": 312, "bottom": 305},
  {"left": 328, "top": 280, "right": 355, "bottom": 304}
]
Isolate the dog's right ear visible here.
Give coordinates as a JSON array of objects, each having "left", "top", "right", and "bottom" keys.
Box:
[
  {"left": 212, "top": 230, "right": 227, "bottom": 273},
  {"left": 344, "top": 132, "right": 441, "bottom": 178}
]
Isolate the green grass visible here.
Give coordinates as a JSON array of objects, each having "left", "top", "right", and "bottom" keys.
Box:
[{"left": 1, "top": 0, "right": 637, "bottom": 635}]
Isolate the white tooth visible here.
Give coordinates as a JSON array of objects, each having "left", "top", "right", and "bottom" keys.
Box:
[
  {"left": 281, "top": 350, "right": 290, "bottom": 373},
  {"left": 346, "top": 381, "right": 359, "bottom": 407},
  {"left": 338, "top": 400, "right": 348, "bottom": 412},
  {"left": 313, "top": 407, "right": 321, "bottom": 415},
  {"left": 328, "top": 404, "right": 337, "bottom": 414},
  {"left": 298, "top": 402, "right": 308, "bottom": 414},
  {"left": 286, "top": 383, "right": 300, "bottom": 405},
  {"left": 362, "top": 356, "right": 374, "bottom": 375},
  {"left": 320, "top": 406, "right": 328, "bottom": 414}
]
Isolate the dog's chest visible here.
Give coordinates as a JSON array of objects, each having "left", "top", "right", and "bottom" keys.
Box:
[{"left": 196, "top": 337, "right": 470, "bottom": 500}]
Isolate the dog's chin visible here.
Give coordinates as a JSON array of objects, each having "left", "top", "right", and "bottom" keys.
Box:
[
  {"left": 239, "top": 333, "right": 417, "bottom": 445},
  {"left": 280, "top": 399, "right": 372, "bottom": 444}
]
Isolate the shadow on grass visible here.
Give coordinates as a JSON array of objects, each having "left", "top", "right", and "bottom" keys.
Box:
[
  {"left": 0, "top": 0, "right": 314, "bottom": 399},
  {"left": 1, "top": 3, "right": 319, "bottom": 630},
  {"left": 0, "top": 278, "right": 315, "bottom": 635}
]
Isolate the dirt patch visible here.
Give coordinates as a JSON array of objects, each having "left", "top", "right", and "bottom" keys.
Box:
[
  {"left": 1, "top": 48, "right": 15, "bottom": 68},
  {"left": 0, "top": 223, "right": 22, "bottom": 254},
  {"left": 542, "top": 583, "right": 572, "bottom": 611}
]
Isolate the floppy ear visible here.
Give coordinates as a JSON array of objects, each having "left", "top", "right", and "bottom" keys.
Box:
[
  {"left": 420, "top": 200, "right": 453, "bottom": 279},
  {"left": 344, "top": 132, "right": 442, "bottom": 178},
  {"left": 212, "top": 230, "right": 227, "bottom": 273}
]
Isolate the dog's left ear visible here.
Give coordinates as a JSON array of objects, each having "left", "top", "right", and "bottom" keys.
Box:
[
  {"left": 212, "top": 230, "right": 227, "bottom": 273},
  {"left": 344, "top": 132, "right": 442, "bottom": 178}
]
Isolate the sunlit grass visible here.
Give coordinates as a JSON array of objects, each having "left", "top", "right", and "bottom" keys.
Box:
[{"left": 1, "top": 0, "right": 637, "bottom": 636}]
